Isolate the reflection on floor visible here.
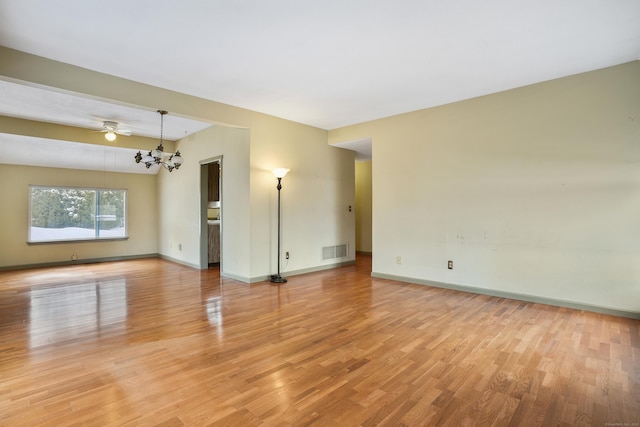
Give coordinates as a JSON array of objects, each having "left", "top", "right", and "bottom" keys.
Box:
[{"left": 29, "top": 279, "right": 127, "bottom": 348}]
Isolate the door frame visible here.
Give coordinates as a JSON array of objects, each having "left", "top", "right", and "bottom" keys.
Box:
[{"left": 199, "top": 156, "right": 223, "bottom": 269}]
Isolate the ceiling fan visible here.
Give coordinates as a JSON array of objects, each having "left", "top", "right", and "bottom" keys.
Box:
[{"left": 100, "top": 120, "right": 132, "bottom": 141}]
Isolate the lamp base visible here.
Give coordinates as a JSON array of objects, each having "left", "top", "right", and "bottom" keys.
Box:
[{"left": 270, "top": 275, "right": 288, "bottom": 284}]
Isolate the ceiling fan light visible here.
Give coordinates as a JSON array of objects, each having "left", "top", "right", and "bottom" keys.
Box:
[{"left": 104, "top": 130, "right": 116, "bottom": 141}]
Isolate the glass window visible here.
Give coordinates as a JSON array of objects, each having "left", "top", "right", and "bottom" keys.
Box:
[{"left": 29, "top": 186, "right": 127, "bottom": 243}]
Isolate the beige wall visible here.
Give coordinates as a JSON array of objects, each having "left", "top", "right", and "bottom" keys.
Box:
[
  {"left": 10, "top": 48, "right": 637, "bottom": 315},
  {"left": 0, "top": 47, "right": 355, "bottom": 280},
  {"left": 248, "top": 114, "right": 356, "bottom": 280},
  {"left": 330, "top": 61, "right": 640, "bottom": 315},
  {"left": 355, "top": 160, "right": 372, "bottom": 253},
  {"left": 0, "top": 164, "right": 157, "bottom": 268},
  {"left": 157, "top": 124, "right": 251, "bottom": 279}
]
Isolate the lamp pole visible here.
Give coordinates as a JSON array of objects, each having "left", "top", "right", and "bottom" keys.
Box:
[{"left": 271, "top": 168, "right": 289, "bottom": 283}]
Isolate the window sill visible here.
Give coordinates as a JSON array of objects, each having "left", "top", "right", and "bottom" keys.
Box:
[{"left": 27, "top": 237, "right": 129, "bottom": 245}]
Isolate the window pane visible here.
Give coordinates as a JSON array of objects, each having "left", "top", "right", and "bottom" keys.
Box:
[
  {"left": 29, "top": 186, "right": 127, "bottom": 243},
  {"left": 97, "top": 190, "right": 126, "bottom": 238}
]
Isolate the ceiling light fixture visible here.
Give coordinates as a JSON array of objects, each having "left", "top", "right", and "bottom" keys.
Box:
[
  {"left": 104, "top": 130, "right": 117, "bottom": 142},
  {"left": 134, "top": 110, "right": 184, "bottom": 172},
  {"left": 101, "top": 120, "right": 131, "bottom": 141}
]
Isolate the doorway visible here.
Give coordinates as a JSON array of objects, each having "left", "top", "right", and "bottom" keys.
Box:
[
  {"left": 200, "top": 157, "right": 222, "bottom": 270},
  {"left": 355, "top": 159, "right": 372, "bottom": 256}
]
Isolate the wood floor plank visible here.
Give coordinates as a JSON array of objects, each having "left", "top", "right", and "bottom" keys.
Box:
[{"left": 0, "top": 255, "right": 638, "bottom": 425}]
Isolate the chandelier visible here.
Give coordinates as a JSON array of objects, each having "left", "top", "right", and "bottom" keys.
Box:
[{"left": 134, "top": 110, "right": 184, "bottom": 172}]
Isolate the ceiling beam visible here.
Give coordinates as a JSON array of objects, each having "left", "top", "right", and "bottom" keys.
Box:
[
  {"left": 0, "top": 115, "right": 170, "bottom": 152},
  {"left": 0, "top": 46, "right": 251, "bottom": 130}
]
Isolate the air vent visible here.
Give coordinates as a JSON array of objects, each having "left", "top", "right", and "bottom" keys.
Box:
[{"left": 322, "top": 244, "right": 348, "bottom": 261}]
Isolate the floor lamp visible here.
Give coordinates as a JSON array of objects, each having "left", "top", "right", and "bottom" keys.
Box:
[{"left": 270, "top": 168, "right": 289, "bottom": 283}]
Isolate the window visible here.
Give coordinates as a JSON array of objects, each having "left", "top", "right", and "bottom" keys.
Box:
[{"left": 29, "top": 186, "right": 127, "bottom": 243}]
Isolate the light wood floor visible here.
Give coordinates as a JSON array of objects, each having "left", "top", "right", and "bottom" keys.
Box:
[{"left": 0, "top": 256, "right": 638, "bottom": 426}]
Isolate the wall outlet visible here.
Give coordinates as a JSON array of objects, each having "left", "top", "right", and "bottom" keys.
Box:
[
  {"left": 448, "top": 260, "right": 453, "bottom": 269},
  {"left": 71, "top": 254, "right": 77, "bottom": 261},
  {"left": 396, "top": 256, "right": 402, "bottom": 264},
  {"left": 286, "top": 251, "right": 290, "bottom": 259},
  {"left": 178, "top": 243, "right": 182, "bottom": 251}
]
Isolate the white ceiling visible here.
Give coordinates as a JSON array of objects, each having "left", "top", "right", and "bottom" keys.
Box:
[
  {"left": 0, "top": 80, "right": 212, "bottom": 141},
  {"left": 0, "top": 133, "right": 149, "bottom": 174},
  {"left": 0, "top": 80, "right": 214, "bottom": 173},
  {"left": 0, "top": 0, "right": 639, "bottom": 170}
]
